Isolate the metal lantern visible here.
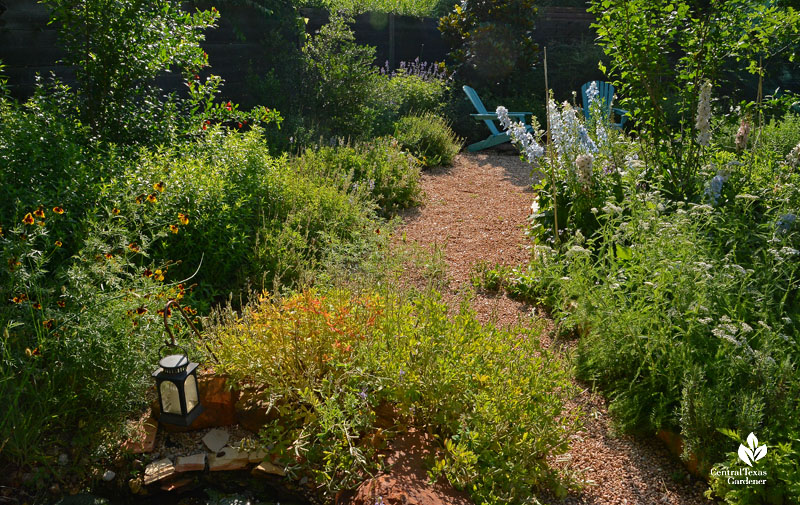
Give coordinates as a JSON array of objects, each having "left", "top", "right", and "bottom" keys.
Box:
[{"left": 153, "top": 299, "right": 204, "bottom": 426}]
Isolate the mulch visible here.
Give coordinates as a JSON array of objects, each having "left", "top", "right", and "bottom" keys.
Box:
[{"left": 380, "top": 151, "right": 709, "bottom": 505}]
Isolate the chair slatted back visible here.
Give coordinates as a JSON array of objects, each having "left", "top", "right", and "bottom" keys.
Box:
[
  {"left": 463, "top": 85, "right": 501, "bottom": 136},
  {"left": 581, "top": 81, "right": 615, "bottom": 121}
]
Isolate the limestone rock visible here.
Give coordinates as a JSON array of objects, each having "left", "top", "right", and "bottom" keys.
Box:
[
  {"left": 248, "top": 448, "right": 268, "bottom": 463},
  {"left": 235, "top": 388, "right": 276, "bottom": 432},
  {"left": 252, "top": 461, "right": 286, "bottom": 477},
  {"left": 202, "top": 428, "right": 230, "bottom": 453},
  {"left": 208, "top": 446, "right": 249, "bottom": 472},
  {"left": 122, "top": 416, "right": 158, "bottom": 454},
  {"left": 175, "top": 453, "right": 206, "bottom": 473},
  {"left": 144, "top": 458, "right": 175, "bottom": 486},
  {"left": 161, "top": 477, "right": 194, "bottom": 492}
]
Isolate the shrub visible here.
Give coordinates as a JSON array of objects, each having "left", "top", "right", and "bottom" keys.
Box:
[
  {"left": 302, "top": 14, "right": 382, "bottom": 139},
  {"left": 210, "top": 287, "right": 579, "bottom": 502},
  {"left": 509, "top": 170, "right": 800, "bottom": 497},
  {"left": 294, "top": 137, "right": 422, "bottom": 214},
  {"left": 589, "top": 0, "right": 800, "bottom": 197},
  {"left": 102, "top": 127, "right": 382, "bottom": 301},
  {"left": 438, "top": 0, "right": 539, "bottom": 93},
  {"left": 375, "top": 59, "right": 450, "bottom": 135},
  {"left": 42, "top": 0, "right": 219, "bottom": 141},
  {"left": 0, "top": 194, "right": 188, "bottom": 468},
  {"left": 393, "top": 113, "right": 463, "bottom": 167}
]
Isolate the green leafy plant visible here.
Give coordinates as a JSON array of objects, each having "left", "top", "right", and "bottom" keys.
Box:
[
  {"left": 211, "top": 287, "right": 580, "bottom": 503},
  {"left": 589, "top": 0, "right": 800, "bottom": 197},
  {"left": 294, "top": 137, "right": 422, "bottom": 215},
  {"left": 393, "top": 112, "right": 463, "bottom": 167},
  {"left": 43, "top": 0, "right": 220, "bottom": 141},
  {"left": 439, "top": 0, "right": 540, "bottom": 92},
  {"left": 302, "top": 14, "right": 383, "bottom": 139}
]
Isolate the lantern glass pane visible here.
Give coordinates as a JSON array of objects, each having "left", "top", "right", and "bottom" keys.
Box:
[
  {"left": 160, "top": 381, "right": 182, "bottom": 414},
  {"left": 185, "top": 374, "right": 199, "bottom": 412}
]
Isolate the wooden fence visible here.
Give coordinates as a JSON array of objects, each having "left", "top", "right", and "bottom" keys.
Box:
[{"left": 0, "top": 0, "right": 595, "bottom": 104}]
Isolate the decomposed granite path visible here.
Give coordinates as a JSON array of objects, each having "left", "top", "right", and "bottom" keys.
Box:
[{"left": 396, "top": 151, "right": 708, "bottom": 505}]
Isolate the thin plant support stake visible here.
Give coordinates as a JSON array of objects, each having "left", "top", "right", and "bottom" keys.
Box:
[{"left": 543, "top": 46, "right": 560, "bottom": 246}]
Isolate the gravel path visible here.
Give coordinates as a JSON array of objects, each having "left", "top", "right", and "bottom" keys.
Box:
[{"left": 397, "top": 152, "right": 709, "bottom": 505}]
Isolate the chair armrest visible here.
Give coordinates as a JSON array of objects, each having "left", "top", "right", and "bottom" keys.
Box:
[
  {"left": 613, "top": 108, "right": 629, "bottom": 126},
  {"left": 470, "top": 113, "right": 499, "bottom": 120},
  {"left": 470, "top": 112, "right": 532, "bottom": 121}
]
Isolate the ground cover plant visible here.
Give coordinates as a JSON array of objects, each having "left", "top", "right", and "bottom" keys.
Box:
[{"left": 209, "top": 287, "right": 580, "bottom": 503}]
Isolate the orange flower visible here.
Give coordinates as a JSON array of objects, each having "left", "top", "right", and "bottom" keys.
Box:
[
  {"left": 128, "top": 243, "right": 140, "bottom": 252},
  {"left": 112, "top": 208, "right": 120, "bottom": 215},
  {"left": 34, "top": 207, "right": 45, "bottom": 219},
  {"left": 154, "top": 269, "right": 165, "bottom": 282},
  {"left": 135, "top": 194, "right": 145, "bottom": 204},
  {"left": 53, "top": 206, "right": 65, "bottom": 215},
  {"left": 55, "top": 240, "right": 63, "bottom": 247},
  {"left": 169, "top": 224, "right": 179, "bottom": 234},
  {"left": 8, "top": 257, "right": 21, "bottom": 271},
  {"left": 12, "top": 296, "right": 22, "bottom": 304},
  {"left": 178, "top": 213, "right": 189, "bottom": 225},
  {"left": 143, "top": 268, "right": 153, "bottom": 278},
  {"left": 36, "top": 220, "right": 45, "bottom": 227},
  {"left": 43, "top": 319, "right": 54, "bottom": 329},
  {"left": 147, "top": 193, "right": 157, "bottom": 203},
  {"left": 57, "top": 300, "right": 66, "bottom": 308},
  {"left": 153, "top": 181, "right": 165, "bottom": 193},
  {"left": 32, "top": 302, "right": 41, "bottom": 310},
  {"left": 136, "top": 306, "right": 147, "bottom": 315},
  {"left": 26, "top": 347, "right": 40, "bottom": 357},
  {"left": 22, "top": 213, "right": 34, "bottom": 225},
  {"left": 0, "top": 225, "right": 3, "bottom": 236},
  {"left": 105, "top": 252, "right": 113, "bottom": 259}
]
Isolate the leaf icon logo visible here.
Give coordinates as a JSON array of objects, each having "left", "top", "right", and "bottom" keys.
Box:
[{"left": 738, "top": 432, "right": 767, "bottom": 467}]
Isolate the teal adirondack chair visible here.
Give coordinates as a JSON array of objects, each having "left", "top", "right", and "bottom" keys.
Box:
[
  {"left": 463, "top": 85, "right": 534, "bottom": 152},
  {"left": 580, "top": 81, "right": 628, "bottom": 130}
]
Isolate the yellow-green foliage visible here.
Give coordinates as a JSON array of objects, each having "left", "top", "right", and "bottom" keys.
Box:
[{"left": 210, "top": 288, "right": 579, "bottom": 502}]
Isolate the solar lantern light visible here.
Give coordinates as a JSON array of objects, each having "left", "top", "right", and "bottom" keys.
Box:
[{"left": 152, "top": 299, "right": 204, "bottom": 426}]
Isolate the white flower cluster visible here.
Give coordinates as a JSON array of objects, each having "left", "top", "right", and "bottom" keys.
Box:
[
  {"left": 787, "top": 141, "right": 800, "bottom": 168},
  {"left": 496, "top": 106, "right": 544, "bottom": 162},
  {"left": 576, "top": 153, "right": 593, "bottom": 187},
  {"left": 586, "top": 81, "right": 599, "bottom": 105},
  {"left": 695, "top": 81, "right": 713, "bottom": 147},
  {"left": 547, "top": 99, "right": 597, "bottom": 158}
]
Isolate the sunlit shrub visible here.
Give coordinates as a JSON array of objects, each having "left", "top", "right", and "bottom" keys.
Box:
[
  {"left": 294, "top": 137, "right": 422, "bottom": 215},
  {"left": 210, "top": 288, "right": 579, "bottom": 502},
  {"left": 393, "top": 112, "right": 463, "bottom": 167}
]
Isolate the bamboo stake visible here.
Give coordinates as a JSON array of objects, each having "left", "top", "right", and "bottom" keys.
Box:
[{"left": 543, "top": 47, "right": 560, "bottom": 246}]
